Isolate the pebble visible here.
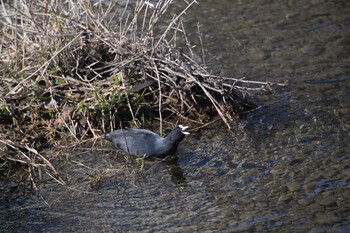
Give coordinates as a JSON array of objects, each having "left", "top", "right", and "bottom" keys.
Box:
[
  {"left": 315, "top": 213, "right": 341, "bottom": 225},
  {"left": 286, "top": 181, "right": 301, "bottom": 192},
  {"left": 279, "top": 195, "right": 293, "bottom": 203},
  {"left": 342, "top": 166, "right": 350, "bottom": 177},
  {"left": 303, "top": 181, "right": 318, "bottom": 194},
  {"left": 317, "top": 196, "right": 337, "bottom": 207},
  {"left": 309, "top": 228, "right": 327, "bottom": 233},
  {"left": 230, "top": 223, "right": 255, "bottom": 232},
  {"left": 297, "top": 198, "right": 312, "bottom": 206}
]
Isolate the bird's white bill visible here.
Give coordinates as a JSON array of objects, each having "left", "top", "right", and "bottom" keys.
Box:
[{"left": 179, "top": 125, "right": 190, "bottom": 134}]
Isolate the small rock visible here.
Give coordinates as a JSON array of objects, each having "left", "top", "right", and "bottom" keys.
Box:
[
  {"left": 279, "top": 195, "right": 293, "bottom": 203},
  {"left": 317, "top": 196, "right": 337, "bottom": 207},
  {"left": 230, "top": 223, "right": 255, "bottom": 232},
  {"left": 315, "top": 213, "right": 341, "bottom": 225},
  {"left": 297, "top": 198, "right": 312, "bottom": 206},
  {"left": 286, "top": 181, "right": 301, "bottom": 192},
  {"left": 310, "top": 227, "right": 327, "bottom": 233},
  {"left": 303, "top": 181, "right": 318, "bottom": 194},
  {"left": 342, "top": 166, "right": 350, "bottom": 177}
]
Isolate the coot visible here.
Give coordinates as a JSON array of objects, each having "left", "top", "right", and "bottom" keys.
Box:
[{"left": 105, "top": 125, "right": 189, "bottom": 158}]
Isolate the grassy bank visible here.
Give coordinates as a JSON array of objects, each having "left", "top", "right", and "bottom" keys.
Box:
[{"left": 0, "top": 0, "right": 283, "bottom": 187}]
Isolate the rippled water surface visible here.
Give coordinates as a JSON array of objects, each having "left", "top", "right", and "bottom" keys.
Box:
[{"left": 1, "top": 0, "right": 350, "bottom": 232}]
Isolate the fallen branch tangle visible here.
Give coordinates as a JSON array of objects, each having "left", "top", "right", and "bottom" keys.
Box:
[{"left": 114, "top": 39, "right": 284, "bottom": 131}]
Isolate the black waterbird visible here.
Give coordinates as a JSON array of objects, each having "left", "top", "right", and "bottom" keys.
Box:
[{"left": 105, "top": 125, "right": 189, "bottom": 158}]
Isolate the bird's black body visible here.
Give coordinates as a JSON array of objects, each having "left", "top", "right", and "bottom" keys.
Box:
[{"left": 105, "top": 125, "right": 189, "bottom": 158}]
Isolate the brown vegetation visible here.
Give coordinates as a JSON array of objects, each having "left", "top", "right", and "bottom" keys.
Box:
[{"left": 0, "top": 0, "right": 285, "bottom": 187}]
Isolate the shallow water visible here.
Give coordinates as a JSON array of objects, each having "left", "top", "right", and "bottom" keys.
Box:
[{"left": 1, "top": 0, "right": 350, "bottom": 232}]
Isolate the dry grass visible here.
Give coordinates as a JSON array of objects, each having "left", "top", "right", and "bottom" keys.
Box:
[{"left": 0, "top": 0, "right": 286, "bottom": 187}]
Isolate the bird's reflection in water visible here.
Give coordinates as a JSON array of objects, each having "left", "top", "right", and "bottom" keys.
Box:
[{"left": 160, "top": 155, "right": 187, "bottom": 186}]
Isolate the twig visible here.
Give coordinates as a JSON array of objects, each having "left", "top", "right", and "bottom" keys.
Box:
[{"left": 7, "top": 31, "right": 84, "bottom": 96}]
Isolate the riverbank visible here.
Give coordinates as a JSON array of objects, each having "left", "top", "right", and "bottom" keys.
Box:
[{"left": 0, "top": 0, "right": 279, "bottom": 187}]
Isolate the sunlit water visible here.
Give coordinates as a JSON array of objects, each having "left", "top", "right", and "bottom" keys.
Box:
[{"left": 1, "top": 0, "right": 350, "bottom": 232}]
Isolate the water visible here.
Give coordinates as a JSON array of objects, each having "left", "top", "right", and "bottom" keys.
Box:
[{"left": 1, "top": 0, "right": 350, "bottom": 232}]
